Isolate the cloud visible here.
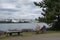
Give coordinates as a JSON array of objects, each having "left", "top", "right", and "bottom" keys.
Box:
[
  {"left": 0, "top": 8, "right": 19, "bottom": 12},
  {"left": 0, "top": 0, "right": 43, "bottom": 19},
  {"left": 0, "top": 3, "right": 19, "bottom": 12},
  {"left": 0, "top": 3, "right": 16, "bottom": 9}
]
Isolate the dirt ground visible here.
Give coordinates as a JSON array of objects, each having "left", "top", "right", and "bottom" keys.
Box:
[{"left": 1, "top": 33, "right": 60, "bottom": 40}]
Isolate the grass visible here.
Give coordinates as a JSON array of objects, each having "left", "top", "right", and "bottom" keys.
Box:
[
  {"left": 0, "top": 35, "right": 7, "bottom": 39},
  {"left": 0, "top": 31, "right": 60, "bottom": 39},
  {"left": 46, "top": 31, "right": 60, "bottom": 34}
]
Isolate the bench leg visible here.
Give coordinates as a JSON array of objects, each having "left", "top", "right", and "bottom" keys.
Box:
[
  {"left": 9, "top": 33, "right": 12, "bottom": 36},
  {"left": 18, "top": 32, "right": 20, "bottom": 35}
]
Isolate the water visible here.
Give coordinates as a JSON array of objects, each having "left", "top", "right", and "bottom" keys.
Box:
[{"left": 0, "top": 23, "right": 49, "bottom": 31}]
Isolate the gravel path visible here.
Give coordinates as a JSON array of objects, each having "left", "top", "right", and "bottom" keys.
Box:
[{"left": 1, "top": 33, "right": 60, "bottom": 40}]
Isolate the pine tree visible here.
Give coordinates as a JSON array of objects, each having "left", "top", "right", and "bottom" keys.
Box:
[{"left": 34, "top": 0, "right": 60, "bottom": 30}]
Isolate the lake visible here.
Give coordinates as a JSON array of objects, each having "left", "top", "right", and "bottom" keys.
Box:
[{"left": 0, "top": 23, "right": 49, "bottom": 31}]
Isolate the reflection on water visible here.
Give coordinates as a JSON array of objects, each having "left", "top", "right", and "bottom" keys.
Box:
[{"left": 0, "top": 23, "right": 49, "bottom": 31}]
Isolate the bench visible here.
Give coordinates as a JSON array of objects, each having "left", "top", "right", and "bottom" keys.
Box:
[{"left": 6, "top": 30, "right": 22, "bottom": 36}]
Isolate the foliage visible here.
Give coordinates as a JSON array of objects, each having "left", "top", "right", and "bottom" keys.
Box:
[
  {"left": 35, "top": 17, "right": 45, "bottom": 22},
  {"left": 34, "top": 0, "right": 60, "bottom": 30}
]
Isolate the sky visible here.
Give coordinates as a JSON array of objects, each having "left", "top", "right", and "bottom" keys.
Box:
[{"left": 0, "top": 0, "right": 43, "bottom": 19}]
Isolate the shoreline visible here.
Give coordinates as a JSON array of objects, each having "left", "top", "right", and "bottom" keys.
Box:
[{"left": 0, "top": 23, "right": 30, "bottom": 24}]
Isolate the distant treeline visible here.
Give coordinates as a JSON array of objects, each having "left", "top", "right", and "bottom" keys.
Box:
[
  {"left": 0, "top": 21, "right": 30, "bottom": 23},
  {"left": 0, "top": 21, "right": 12, "bottom": 23}
]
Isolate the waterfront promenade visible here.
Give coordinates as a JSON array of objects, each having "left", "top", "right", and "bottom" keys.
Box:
[{"left": 1, "top": 33, "right": 60, "bottom": 40}]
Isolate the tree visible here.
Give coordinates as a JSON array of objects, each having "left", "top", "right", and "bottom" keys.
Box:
[
  {"left": 35, "top": 17, "right": 45, "bottom": 22},
  {"left": 34, "top": 0, "right": 60, "bottom": 30}
]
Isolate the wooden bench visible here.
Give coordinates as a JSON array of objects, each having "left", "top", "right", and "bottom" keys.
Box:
[{"left": 6, "top": 30, "right": 22, "bottom": 36}]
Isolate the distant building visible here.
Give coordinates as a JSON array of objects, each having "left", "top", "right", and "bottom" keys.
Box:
[{"left": 11, "top": 19, "right": 19, "bottom": 23}]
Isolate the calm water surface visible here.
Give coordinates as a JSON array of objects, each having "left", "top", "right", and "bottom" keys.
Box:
[{"left": 0, "top": 23, "right": 49, "bottom": 31}]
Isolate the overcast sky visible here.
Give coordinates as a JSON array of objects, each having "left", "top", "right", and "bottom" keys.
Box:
[{"left": 0, "top": 0, "right": 43, "bottom": 19}]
